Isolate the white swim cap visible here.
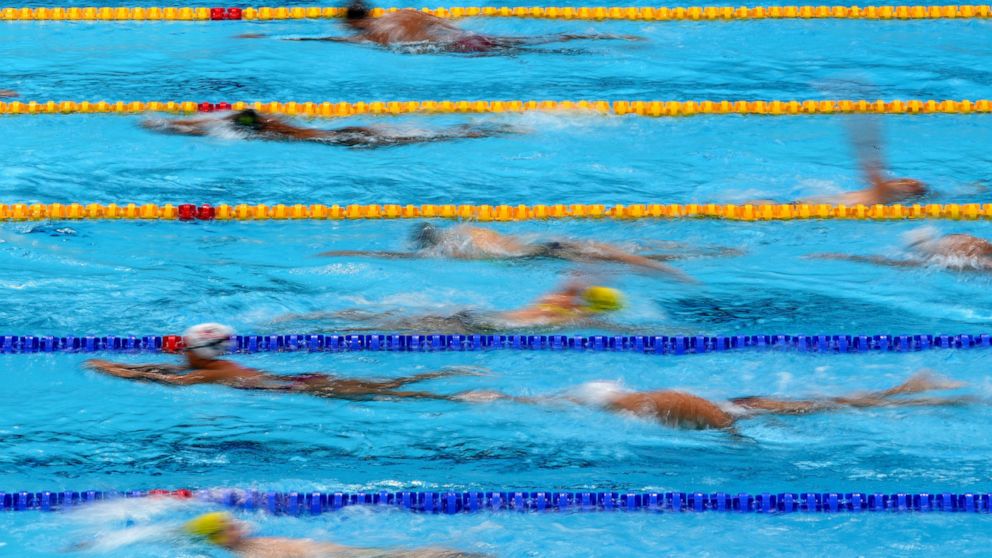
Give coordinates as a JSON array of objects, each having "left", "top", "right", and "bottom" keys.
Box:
[
  {"left": 903, "top": 226, "right": 940, "bottom": 248},
  {"left": 182, "top": 323, "right": 235, "bottom": 359},
  {"left": 567, "top": 381, "right": 629, "bottom": 407}
]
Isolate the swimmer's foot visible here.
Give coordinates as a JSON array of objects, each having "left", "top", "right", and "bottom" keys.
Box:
[
  {"left": 884, "top": 370, "right": 966, "bottom": 396},
  {"left": 235, "top": 33, "right": 268, "bottom": 39}
]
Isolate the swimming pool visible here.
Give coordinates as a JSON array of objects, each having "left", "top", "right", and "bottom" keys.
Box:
[{"left": 3, "top": 3, "right": 992, "bottom": 556}]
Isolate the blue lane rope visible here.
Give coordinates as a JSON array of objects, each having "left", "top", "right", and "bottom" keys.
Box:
[
  {"left": 0, "top": 333, "right": 990, "bottom": 354},
  {"left": 3, "top": 490, "right": 990, "bottom": 514}
]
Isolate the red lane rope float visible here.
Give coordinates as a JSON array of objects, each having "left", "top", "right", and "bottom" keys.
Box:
[
  {"left": 2, "top": 203, "right": 992, "bottom": 221},
  {"left": 2, "top": 5, "right": 991, "bottom": 22},
  {"left": 2, "top": 99, "right": 992, "bottom": 117}
]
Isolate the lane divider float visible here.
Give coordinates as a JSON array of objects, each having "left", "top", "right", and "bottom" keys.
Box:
[
  {"left": 1, "top": 5, "right": 990, "bottom": 22},
  {"left": 1, "top": 333, "right": 988, "bottom": 354},
  {"left": 1, "top": 202, "right": 992, "bottom": 221},
  {"left": 1, "top": 99, "right": 990, "bottom": 117},
  {"left": 4, "top": 489, "right": 990, "bottom": 513}
]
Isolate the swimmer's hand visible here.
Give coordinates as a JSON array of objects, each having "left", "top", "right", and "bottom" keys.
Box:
[
  {"left": 0, "top": 89, "right": 18, "bottom": 98},
  {"left": 235, "top": 33, "right": 268, "bottom": 39}
]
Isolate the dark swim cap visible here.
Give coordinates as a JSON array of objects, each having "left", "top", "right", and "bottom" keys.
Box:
[
  {"left": 410, "top": 222, "right": 443, "bottom": 249},
  {"left": 232, "top": 109, "right": 263, "bottom": 131},
  {"left": 346, "top": 0, "right": 371, "bottom": 20}
]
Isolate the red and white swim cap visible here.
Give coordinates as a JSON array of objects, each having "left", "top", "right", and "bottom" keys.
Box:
[{"left": 182, "top": 323, "right": 235, "bottom": 359}]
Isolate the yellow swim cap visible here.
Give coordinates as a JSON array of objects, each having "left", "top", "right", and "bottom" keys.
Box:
[
  {"left": 184, "top": 512, "right": 232, "bottom": 545},
  {"left": 582, "top": 286, "right": 624, "bottom": 313}
]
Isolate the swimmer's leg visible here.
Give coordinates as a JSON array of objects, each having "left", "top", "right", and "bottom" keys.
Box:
[
  {"left": 728, "top": 396, "right": 839, "bottom": 415},
  {"left": 317, "top": 250, "right": 422, "bottom": 259},
  {"left": 732, "top": 372, "right": 968, "bottom": 415},
  {"left": 339, "top": 123, "right": 522, "bottom": 149},
  {"left": 644, "top": 246, "right": 746, "bottom": 260},
  {"left": 363, "top": 389, "right": 458, "bottom": 401},
  {"left": 369, "top": 367, "right": 489, "bottom": 390},
  {"left": 867, "top": 396, "right": 976, "bottom": 407},
  {"left": 829, "top": 370, "right": 966, "bottom": 406},
  {"left": 873, "top": 370, "right": 966, "bottom": 397},
  {"left": 272, "top": 309, "right": 394, "bottom": 324}
]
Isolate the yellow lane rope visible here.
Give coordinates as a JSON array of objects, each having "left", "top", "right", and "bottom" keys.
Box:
[
  {"left": 2, "top": 99, "right": 991, "bottom": 116},
  {"left": 1, "top": 203, "right": 991, "bottom": 221},
  {"left": 0, "top": 5, "right": 990, "bottom": 21}
]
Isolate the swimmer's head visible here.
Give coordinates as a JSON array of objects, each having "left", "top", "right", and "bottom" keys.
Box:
[
  {"left": 183, "top": 323, "right": 235, "bottom": 360},
  {"left": 581, "top": 286, "right": 624, "bottom": 314},
  {"left": 345, "top": 0, "right": 371, "bottom": 25},
  {"left": 568, "top": 380, "right": 628, "bottom": 407},
  {"left": 230, "top": 109, "right": 264, "bottom": 132},
  {"left": 410, "top": 222, "right": 443, "bottom": 250},
  {"left": 879, "top": 178, "right": 927, "bottom": 201},
  {"left": 184, "top": 512, "right": 244, "bottom": 547},
  {"left": 903, "top": 226, "right": 940, "bottom": 248}
]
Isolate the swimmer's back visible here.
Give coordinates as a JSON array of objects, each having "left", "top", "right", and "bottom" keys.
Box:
[
  {"left": 607, "top": 390, "right": 735, "bottom": 429},
  {"left": 932, "top": 234, "right": 992, "bottom": 258},
  {"left": 363, "top": 9, "right": 461, "bottom": 44}
]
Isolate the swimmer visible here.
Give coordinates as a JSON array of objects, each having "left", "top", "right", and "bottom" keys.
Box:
[
  {"left": 812, "top": 228, "right": 992, "bottom": 272},
  {"left": 142, "top": 109, "right": 518, "bottom": 148},
  {"left": 319, "top": 222, "right": 720, "bottom": 282},
  {"left": 240, "top": 0, "right": 643, "bottom": 54},
  {"left": 456, "top": 371, "right": 971, "bottom": 432},
  {"left": 755, "top": 114, "right": 927, "bottom": 206},
  {"left": 85, "top": 323, "right": 477, "bottom": 401},
  {"left": 184, "top": 512, "right": 485, "bottom": 558},
  {"left": 0, "top": 89, "right": 17, "bottom": 98},
  {"left": 281, "top": 280, "right": 626, "bottom": 333}
]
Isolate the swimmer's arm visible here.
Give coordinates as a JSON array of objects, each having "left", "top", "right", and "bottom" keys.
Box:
[
  {"left": 0, "top": 89, "right": 17, "bottom": 98},
  {"left": 85, "top": 360, "right": 211, "bottom": 385},
  {"left": 586, "top": 244, "right": 697, "bottom": 283},
  {"left": 283, "top": 36, "right": 362, "bottom": 43},
  {"left": 317, "top": 250, "right": 422, "bottom": 259},
  {"left": 140, "top": 118, "right": 210, "bottom": 136},
  {"left": 82, "top": 359, "right": 187, "bottom": 375},
  {"left": 809, "top": 253, "right": 923, "bottom": 268},
  {"left": 492, "top": 33, "right": 645, "bottom": 45},
  {"left": 272, "top": 311, "right": 341, "bottom": 323}
]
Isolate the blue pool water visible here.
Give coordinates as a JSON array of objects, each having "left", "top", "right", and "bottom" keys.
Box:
[{"left": 3, "top": 4, "right": 992, "bottom": 557}]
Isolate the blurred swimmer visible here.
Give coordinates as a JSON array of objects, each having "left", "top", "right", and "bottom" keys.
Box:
[
  {"left": 182, "top": 512, "right": 485, "bottom": 557},
  {"left": 456, "top": 371, "right": 971, "bottom": 432},
  {"left": 142, "top": 109, "right": 518, "bottom": 148},
  {"left": 755, "top": 114, "right": 927, "bottom": 205},
  {"left": 281, "top": 280, "right": 626, "bottom": 333},
  {"left": 239, "top": 0, "right": 643, "bottom": 54},
  {"left": 318, "top": 222, "right": 721, "bottom": 282},
  {"left": 812, "top": 227, "right": 992, "bottom": 272},
  {"left": 0, "top": 89, "right": 17, "bottom": 97},
  {"left": 86, "top": 323, "right": 477, "bottom": 401}
]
